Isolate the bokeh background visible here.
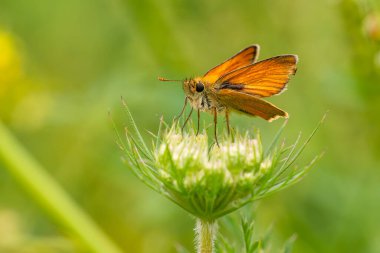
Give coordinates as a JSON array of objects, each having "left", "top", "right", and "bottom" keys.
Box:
[{"left": 1, "top": 0, "right": 380, "bottom": 252}]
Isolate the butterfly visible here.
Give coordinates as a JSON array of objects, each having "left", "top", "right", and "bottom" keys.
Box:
[{"left": 159, "top": 45, "right": 298, "bottom": 145}]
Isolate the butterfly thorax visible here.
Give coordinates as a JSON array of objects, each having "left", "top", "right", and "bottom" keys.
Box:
[{"left": 183, "top": 78, "right": 225, "bottom": 113}]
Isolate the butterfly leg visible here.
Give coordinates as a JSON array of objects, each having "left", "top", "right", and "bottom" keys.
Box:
[
  {"left": 175, "top": 97, "right": 188, "bottom": 122},
  {"left": 196, "top": 109, "right": 200, "bottom": 135},
  {"left": 181, "top": 107, "right": 193, "bottom": 133},
  {"left": 213, "top": 107, "right": 220, "bottom": 147},
  {"left": 225, "top": 110, "right": 230, "bottom": 136}
]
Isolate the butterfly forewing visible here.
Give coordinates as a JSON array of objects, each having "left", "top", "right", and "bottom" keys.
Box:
[
  {"left": 202, "top": 45, "right": 260, "bottom": 84},
  {"left": 216, "top": 55, "right": 297, "bottom": 97}
]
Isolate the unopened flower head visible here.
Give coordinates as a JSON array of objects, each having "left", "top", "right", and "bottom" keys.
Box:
[
  {"left": 119, "top": 106, "right": 322, "bottom": 221},
  {"left": 154, "top": 127, "right": 268, "bottom": 219}
]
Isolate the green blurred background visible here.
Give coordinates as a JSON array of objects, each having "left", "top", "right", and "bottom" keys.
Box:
[{"left": 1, "top": 0, "right": 380, "bottom": 252}]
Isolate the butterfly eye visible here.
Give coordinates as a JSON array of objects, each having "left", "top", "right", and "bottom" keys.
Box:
[{"left": 196, "top": 82, "right": 204, "bottom": 92}]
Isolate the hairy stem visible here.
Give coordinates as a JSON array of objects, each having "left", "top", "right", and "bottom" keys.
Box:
[{"left": 195, "top": 219, "right": 217, "bottom": 253}]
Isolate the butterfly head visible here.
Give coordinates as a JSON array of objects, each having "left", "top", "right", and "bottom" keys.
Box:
[
  {"left": 183, "top": 78, "right": 205, "bottom": 100},
  {"left": 182, "top": 77, "right": 210, "bottom": 111}
]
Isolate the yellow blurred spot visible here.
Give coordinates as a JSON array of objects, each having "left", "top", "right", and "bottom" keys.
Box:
[
  {"left": 0, "top": 29, "right": 53, "bottom": 129},
  {"left": 0, "top": 29, "right": 23, "bottom": 95},
  {"left": 363, "top": 13, "right": 380, "bottom": 41},
  {"left": 0, "top": 209, "right": 23, "bottom": 248}
]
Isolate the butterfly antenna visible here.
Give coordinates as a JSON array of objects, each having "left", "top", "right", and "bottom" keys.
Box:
[{"left": 158, "top": 77, "right": 182, "bottom": 82}]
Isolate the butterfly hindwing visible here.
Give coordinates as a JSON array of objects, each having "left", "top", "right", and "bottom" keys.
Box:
[{"left": 217, "top": 89, "right": 288, "bottom": 121}]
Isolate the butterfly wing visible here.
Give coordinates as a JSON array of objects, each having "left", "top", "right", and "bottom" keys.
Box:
[
  {"left": 217, "top": 89, "right": 288, "bottom": 121},
  {"left": 216, "top": 55, "right": 298, "bottom": 97},
  {"left": 202, "top": 45, "right": 260, "bottom": 84}
]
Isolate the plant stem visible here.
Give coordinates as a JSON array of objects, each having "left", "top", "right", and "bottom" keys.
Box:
[
  {"left": 0, "top": 121, "right": 123, "bottom": 253},
  {"left": 196, "top": 219, "right": 217, "bottom": 253}
]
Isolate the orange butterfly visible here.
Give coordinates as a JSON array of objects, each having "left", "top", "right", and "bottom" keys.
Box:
[{"left": 159, "top": 45, "right": 298, "bottom": 145}]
